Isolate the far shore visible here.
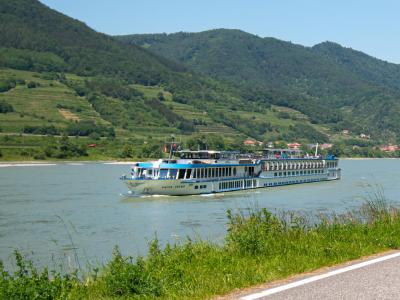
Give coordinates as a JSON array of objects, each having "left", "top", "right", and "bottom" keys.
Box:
[
  {"left": 0, "top": 157, "right": 398, "bottom": 167},
  {"left": 0, "top": 160, "right": 134, "bottom": 167}
]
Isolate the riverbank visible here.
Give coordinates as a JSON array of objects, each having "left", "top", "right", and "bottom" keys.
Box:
[
  {"left": 0, "top": 160, "right": 134, "bottom": 167},
  {"left": 1, "top": 197, "right": 399, "bottom": 300}
]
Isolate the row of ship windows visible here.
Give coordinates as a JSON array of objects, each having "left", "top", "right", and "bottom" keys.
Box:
[
  {"left": 274, "top": 169, "right": 324, "bottom": 177},
  {"left": 219, "top": 179, "right": 256, "bottom": 190},
  {"left": 193, "top": 167, "right": 236, "bottom": 179},
  {"left": 263, "top": 178, "right": 322, "bottom": 187},
  {"left": 194, "top": 185, "right": 207, "bottom": 190},
  {"left": 135, "top": 166, "right": 256, "bottom": 180},
  {"left": 263, "top": 161, "right": 337, "bottom": 171},
  {"left": 179, "top": 166, "right": 256, "bottom": 180}
]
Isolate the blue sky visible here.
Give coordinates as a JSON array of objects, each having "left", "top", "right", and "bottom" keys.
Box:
[{"left": 40, "top": 0, "right": 400, "bottom": 63}]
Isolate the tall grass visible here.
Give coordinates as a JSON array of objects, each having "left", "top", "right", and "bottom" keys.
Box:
[{"left": 1, "top": 195, "right": 400, "bottom": 299}]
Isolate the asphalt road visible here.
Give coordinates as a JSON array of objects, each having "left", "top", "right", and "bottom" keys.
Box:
[{"left": 237, "top": 251, "right": 400, "bottom": 300}]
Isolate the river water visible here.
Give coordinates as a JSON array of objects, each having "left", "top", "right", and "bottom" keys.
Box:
[{"left": 0, "top": 159, "right": 399, "bottom": 269}]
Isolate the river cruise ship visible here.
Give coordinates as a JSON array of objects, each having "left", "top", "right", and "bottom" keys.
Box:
[{"left": 121, "top": 149, "right": 341, "bottom": 196}]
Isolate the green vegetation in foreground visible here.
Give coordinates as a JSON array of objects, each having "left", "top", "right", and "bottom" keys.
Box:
[{"left": 1, "top": 195, "right": 400, "bottom": 299}]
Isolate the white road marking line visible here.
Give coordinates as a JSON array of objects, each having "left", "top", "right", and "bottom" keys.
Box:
[{"left": 241, "top": 251, "right": 400, "bottom": 300}]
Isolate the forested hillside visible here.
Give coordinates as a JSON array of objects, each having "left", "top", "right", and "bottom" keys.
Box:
[
  {"left": 117, "top": 29, "right": 400, "bottom": 139},
  {"left": 0, "top": 0, "right": 337, "bottom": 160},
  {"left": 0, "top": 0, "right": 399, "bottom": 160}
]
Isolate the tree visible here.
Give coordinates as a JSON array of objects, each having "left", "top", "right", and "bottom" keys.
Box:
[
  {"left": 157, "top": 91, "right": 165, "bottom": 101},
  {"left": 0, "top": 101, "right": 14, "bottom": 113}
]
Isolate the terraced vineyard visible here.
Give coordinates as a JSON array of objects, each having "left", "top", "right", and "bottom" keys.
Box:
[
  {"left": 0, "top": 69, "right": 107, "bottom": 133},
  {"left": 0, "top": 67, "right": 333, "bottom": 160}
]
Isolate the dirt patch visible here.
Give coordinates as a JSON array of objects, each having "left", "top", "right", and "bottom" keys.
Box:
[{"left": 59, "top": 109, "right": 80, "bottom": 121}]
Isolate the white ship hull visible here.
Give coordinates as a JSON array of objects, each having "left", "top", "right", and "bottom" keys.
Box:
[{"left": 124, "top": 171, "right": 340, "bottom": 196}]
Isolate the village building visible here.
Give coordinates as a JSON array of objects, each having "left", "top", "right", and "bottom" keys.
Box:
[
  {"left": 360, "top": 133, "right": 371, "bottom": 139},
  {"left": 342, "top": 129, "right": 349, "bottom": 135},
  {"left": 287, "top": 143, "right": 301, "bottom": 149},
  {"left": 243, "top": 139, "right": 263, "bottom": 147},
  {"left": 380, "top": 144, "right": 399, "bottom": 152},
  {"left": 320, "top": 143, "right": 333, "bottom": 150}
]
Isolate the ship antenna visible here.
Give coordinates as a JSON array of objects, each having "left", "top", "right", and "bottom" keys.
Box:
[{"left": 169, "top": 134, "right": 175, "bottom": 159}]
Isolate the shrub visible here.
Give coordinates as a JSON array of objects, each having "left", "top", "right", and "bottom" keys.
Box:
[
  {"left": 0, "top": 251, "right": 78, "bottom": 300},
  {"left": 27, "top": 81, "right": 40, "bottom": 89},
  {"left": 0, "top": 79, "right": 16, "bottom": 92},
  {"left": 33, "top": 153, "right": 46, "bottom": 160},
  {"left": 0, "top": 101, "right": 14, "bottom": 113},
  {"left": 103, "top": 247, "right": 163, "bottom": 297},
  {"left": 23, "top": 125, "right": 60, "bottom": 135},
  {"left": 65, "top": 121, "right": 115, "bottom": 137},
  {"left": 226, "top": 208, "right": 285, "bottom": 255}
]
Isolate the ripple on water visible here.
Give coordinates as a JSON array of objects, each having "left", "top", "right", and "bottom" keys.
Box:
[{"left": 180, "top": 220, "right": 202, "bottom": 228}]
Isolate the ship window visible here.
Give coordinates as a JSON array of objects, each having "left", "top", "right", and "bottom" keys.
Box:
[
  {"left": 186, "top": 169, "right": 192, "bottom": 179},
  {"left": 200, "top": 168, "right": 204, "bottom": 178},
  {"left": 229, "top": 167, "right": 232, "bottom": 177},
  {"left": 212, "top": 168, "right": 215, "bottom": 177},
  {"left": 159, "top": 169, "right": 168, "bottom": 179},
  {"left": 233, "top": 167, "right": 237, "bottom": 176},
  {"left": 178, "top": 169, "right": 185, "bottom": 179},
  {"left": 195, "top": 185, "right": 198, "bottom": 189},
  {"left": 169, "top": 169, "right": 178, "bottom": 179}
]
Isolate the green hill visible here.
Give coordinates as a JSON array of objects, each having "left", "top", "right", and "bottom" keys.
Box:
[
  {"left": 0, "top": 0, "right": 336, "bottom": 161},
  {"left": 1, "top": 1, "right": 398, "bottom": 160},
  {"left": 117, "top": 29, "right": 400, "bottom": 140}
]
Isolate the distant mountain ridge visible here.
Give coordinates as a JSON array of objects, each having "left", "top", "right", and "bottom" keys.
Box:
[
  {"left": 0, "top": 0, "right": 399, "bottom": 145},
  {"left": 117, "top": 29, "right": 400, "bottom": 138},
  {"left": 0, "top": 1, "right": 271, "bottom": 141}
]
